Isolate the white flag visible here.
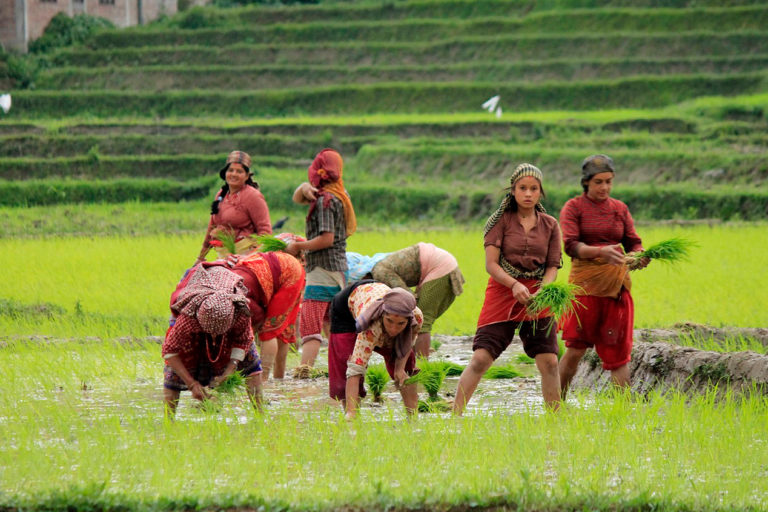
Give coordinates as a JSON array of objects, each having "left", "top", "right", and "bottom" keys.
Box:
[
  {"left": 481, "top": 95, "right": 499, "bottom": 112},
  {"left": 0, "top": 94, "right": 10, "bottom": 114},
  {"left": 495, "top": 106, "right": 502, "bottom": 118}
]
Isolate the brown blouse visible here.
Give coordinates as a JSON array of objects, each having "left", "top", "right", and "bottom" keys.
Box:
[{"left": 484, "top": 210, "right": 562, "bottom": 271}]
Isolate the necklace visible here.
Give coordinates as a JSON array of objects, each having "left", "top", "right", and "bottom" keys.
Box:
[{"left": 205, "top": 334, "right": 226, "bottom": 363}]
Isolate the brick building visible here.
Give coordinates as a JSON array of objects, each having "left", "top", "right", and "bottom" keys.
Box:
[{"left": 1, "top": 0, "right": 177, "bottom": 52}]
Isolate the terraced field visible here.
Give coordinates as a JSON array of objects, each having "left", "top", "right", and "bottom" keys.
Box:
[{"left": 2, "top": 0, "right": 768, "bottom": 219}]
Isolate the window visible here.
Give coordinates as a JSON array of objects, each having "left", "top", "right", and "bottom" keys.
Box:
[
  {"left": 99, "top": 0, "right": 115, "bottom": 4},
  {"left": 39, "top": 0, "right": 57, "bottom": 3}
]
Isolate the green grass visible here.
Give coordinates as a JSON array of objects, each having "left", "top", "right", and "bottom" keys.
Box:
[
  {"left": 1, "top": 338, "right": 767, "bottom": 510},
  {"left": 1, "top": 224, "right": 766, "bottom": 337}
]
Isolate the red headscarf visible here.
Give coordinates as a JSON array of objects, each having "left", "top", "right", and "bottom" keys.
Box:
[{"left": 307, "top": 149, "right": 357, "bottom": 236}]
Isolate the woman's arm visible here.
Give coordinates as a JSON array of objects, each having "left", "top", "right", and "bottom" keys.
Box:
[
  {"left": 286, "top": 231, "right": 334, "bottom": 256},
  {"left": 292, "top": 182, "right": 318, "bottom": 205},
  {"left": 165, "top": 355, "right": 209, "bottom": 401}
]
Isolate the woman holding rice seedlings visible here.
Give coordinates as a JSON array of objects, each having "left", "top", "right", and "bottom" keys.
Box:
[
  {"left": 195, "top": 151, "right": 272, "bottom": 263},
  {"left": 162, "top": 264, "right": 262, "bottom": 414},
  {"left": 285, "top": 149, "right": 356, "bottom": 373},
  {"left": 328, "top": 280, "right": 423, "bottom": 419},
  {"left": 370, "top": 243, "right": 465, "bottom": 358},
  {"left": 453, "top": 163, "right": 563, "bottom": 414},
  {"left": 557, "top": 154, "right": 649, "bottom": 399},
  {"left": 228, "top": 247, "right": 306, "bottom": 382}
]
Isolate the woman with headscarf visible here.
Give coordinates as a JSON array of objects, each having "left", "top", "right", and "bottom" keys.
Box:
[
  {"left": 162, "top": 264, "right": 262, "bottom": 414},
  {"left": 558, "top": 155, "right": 649, "bottom": 399},
  {"left": 285, "top": 149, "right": 356, "bottom": 372},
  {"left": 453, "top": 163, "right": 563, "bottom": 414},
  {"left": 228, "top": 243, "right": 306, "bottom": 382},
  {"left": 195, "top": 150, "right": 273, "bottom": 264},
  {"left": 328, "top": 281, "right": 423, "bottom": 419}
]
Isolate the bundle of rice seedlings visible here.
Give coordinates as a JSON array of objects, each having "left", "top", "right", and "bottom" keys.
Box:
[
  {"left": 484, "top": 364, "right": 522, "bottom": 379},
  {"left": 516, "top": 354, "right": 535, "bottom": 365},
  {"left": 625, "top": 237, "right": 698, "bottom": 269},
  {"left": 438, "top": 361, "right": 465, "bottom": 376},
  {"left": 292, "top": 364, "right": 328, "bottom": 379},
  {"left": 215, "top": 371, "right": 245, "bottom": 394},
  {"left": 365, "top": 364, "right": 389, "bottom": 402},
  {"left": 404, "top": 359, "right": 448, "bottom": 401},
  {"left": 527, "top": 282, "right": 582, "bottom": 324},
  {"left": 213, "top": 230, "right": 237, "bottom": 255},
  {"left": 252, "top": 234, "right": 288, "bottom": 253},
  {"left": 417, "top": 399, "right": 452, "bottom": 413}
]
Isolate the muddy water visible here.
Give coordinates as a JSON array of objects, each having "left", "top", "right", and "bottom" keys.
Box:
[{"left": 259, "top": 334, "right": 547, "bottom": 419}]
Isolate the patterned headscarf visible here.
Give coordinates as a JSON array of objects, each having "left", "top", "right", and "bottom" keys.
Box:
[
  {"left": 171, "top": 265, "right": 250, "bottom": 335},
  {"left": 307, "top": 149, "right": 357, "bottom": 236},
  {"left": 483, "top": 163, "right": 546, "bottom": 236},
  {"left": 355, "top": 287, "right": 418, "bottom": 359}
]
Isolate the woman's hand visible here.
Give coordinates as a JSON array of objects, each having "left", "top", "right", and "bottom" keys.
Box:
[
  {"left": 598, "top": 244, "right": 625, "bottom": 265},
  {"left": 225, "top": 254, "right": 240, "bottom": 268},
  {"left": 284, "top": 242, "right": 300, "bottom": 257},
  {"left": 511, "top": 281, "right": 531, "bottom": 305},
  {"left": 188, "top": 381, "right": 210, "bottom": 401},
  {"left": 393, "top": 368, "right": 409, "bottom": 388},
  {"left": 627, "top": 252, "right": 651, "bottom": 270}
]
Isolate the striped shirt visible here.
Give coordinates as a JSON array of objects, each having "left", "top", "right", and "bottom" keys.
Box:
[
  {"left": 559, "top": 194, "right": 643, "bottom": 258},
  {"left": 305, "top": 194, "right": 348, "bottom": 273}
]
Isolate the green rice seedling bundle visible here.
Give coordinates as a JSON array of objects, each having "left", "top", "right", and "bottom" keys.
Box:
[
  {"left": 365, "top": 364, "right": 389, "bottom": 402},
  {"left": 437, "top": 360, "right": 465, "bottom": 376},
  {"left": 215, "top": 371, "right": 245, "bottom": 394},
  {"left": 484, "top": 364, "right": 522, "bottom": 379},
  {"left": 516, "top": 354, "right": 535, "bottom": 365},
  {"left": 526, "top": 282, "right": 582, "bottom": 324},
  {"left": 405, "top": 359, "right": 449, "bottom": 401},
  {"left": 253, "top": 234, "right": 288, "bottom": 253},
  {"left": 417, "top": 399, "right": 452, "bottom": 413},
  {"left": 626, "top": 237, "right": 698, "bottom": 269},
  {"left": 213, "top": 230, "right": 237, "bottom": 255}
]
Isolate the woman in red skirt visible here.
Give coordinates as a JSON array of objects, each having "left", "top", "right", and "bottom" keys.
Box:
[
  {"left": 558, "top": 155, "right": 649, "bottom": 398},
  {"left": 453, "top": 163, "right": 563, "bottom": 414}
]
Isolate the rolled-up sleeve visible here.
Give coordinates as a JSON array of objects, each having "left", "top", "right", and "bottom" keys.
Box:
[{"left": 559, "top": 200, "right": 581, "bottom": 258}]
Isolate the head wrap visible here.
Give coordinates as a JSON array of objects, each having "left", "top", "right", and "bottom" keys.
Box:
[
  {"left": 483, "top": 163, "right": 546, "bottom": 236},
  {"left": 171, "top": 265, "right": 250, "bottom": 334},
  {"left": 355, "top": 287, "right": 418, "bottom": 359},
  {"left": 219, "top": 150, "right": 252, "bottom": 180},
  {"left": 306, "top": 149, "right": 357, "bottom": 236},
  {"left": 581, "top": 154, "right": 615, "bottom": 186}
]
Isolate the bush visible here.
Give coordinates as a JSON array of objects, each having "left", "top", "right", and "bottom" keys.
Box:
[{"left": 28, "top": 13, "right": 113, "bottom": 54}]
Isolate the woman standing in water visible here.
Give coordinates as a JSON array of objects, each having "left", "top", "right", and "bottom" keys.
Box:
[
  {"left": 558, "top": 155, "right": 648, "bottom": 398},
  {"left": 453, "top": 163, "right": 562, "bottom": 414}
]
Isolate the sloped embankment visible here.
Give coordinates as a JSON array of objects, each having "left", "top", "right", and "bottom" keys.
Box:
[{"left": 570, "top": 327, "right": 768, "bottom": 395}]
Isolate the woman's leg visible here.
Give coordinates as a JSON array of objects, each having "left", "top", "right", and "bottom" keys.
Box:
[
  {"left": 245, "top": 373, "right": 263, "bottom": 411},
  {"left": 558, "top": 346, "right": 586, "bottom": 399},
  {"left": 414, "top": 332, "right": 431, "bottom": 358},
  {"left": 535, "top": 353, "right": 561, "bottom": 411},
  {"left": 399, "top": 382, "right": 419, "bottom": 416},
  {"left": 163, "top": 388, "right": 180, "bottom": 416},
  {"left": 452, "top": 348, "right": 494, "bottom": 415},
  {"left": 273, "top": 341, "right": 290, "bottom": 379},
  {"left": 260, "top": 338, "right": 277, "bottom": 381},
  {"left": 610, "top": 364, "right": 631, "bottom": 388}
]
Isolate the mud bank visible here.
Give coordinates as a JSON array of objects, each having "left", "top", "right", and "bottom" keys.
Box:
[{"left": 570, "top": 327, "right": 768, "bottom": 395}]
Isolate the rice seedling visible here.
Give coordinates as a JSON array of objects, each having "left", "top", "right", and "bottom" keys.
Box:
[
  {"left": 626, "top": 236, "right": 698, "bottom": 269},
  {"left": 365, "top": 364, "right": 389, "bottom": 402},
  {"left": 437, "top": 360, "right": 465, "bottom": 376},
  {"left": 252, "top": 234, "right": 288, "bottom": 253},
  {"left": 215, "top": 371, "right": 245, "bottom": 394},
  {"left": 404, "top": 359, "right": 449, "bottom": 402},
  {"left": 417, "top": 399, "right": 452, "bottom": 413},
  {"left": 516, "top": 353, "right": 535, "bottom": 364},
  {"left": 213, "top": 229, "right": 237, "bottom": 255},
  {"left": 526, "top": 282, "right": 583, "bottom": 324},
  {"left": 484, "top": 364, "right": 522, "bottom": 379}
]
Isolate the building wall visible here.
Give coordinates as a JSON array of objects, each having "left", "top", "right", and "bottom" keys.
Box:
[{"left": 0, "top": 0, "right": 177, "bottom": 53}]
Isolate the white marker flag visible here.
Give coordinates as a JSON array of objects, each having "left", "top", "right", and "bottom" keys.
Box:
[
  {"left": 0, "top": 94, "right": 10, "bottom": 114},
  {"left": 481, "top": 94, "right": 500, "bottom": 112}
]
